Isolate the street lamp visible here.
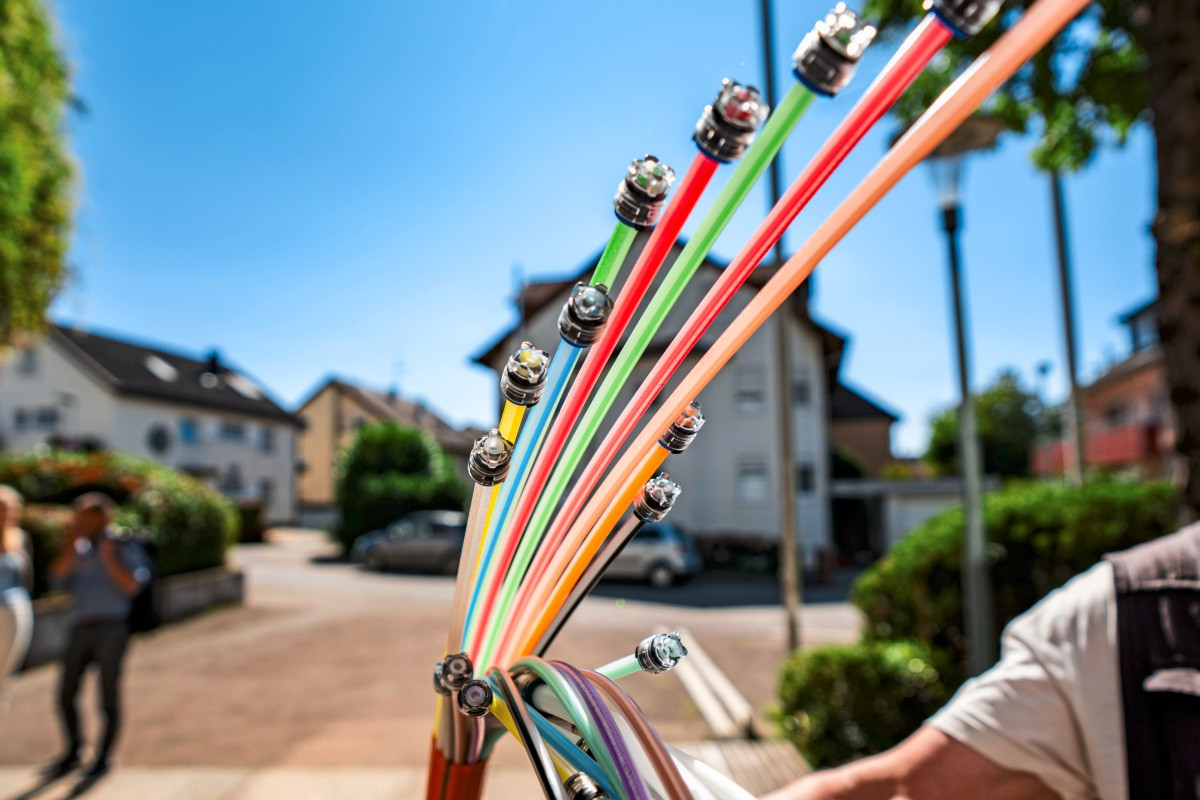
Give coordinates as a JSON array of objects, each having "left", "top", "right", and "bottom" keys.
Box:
[{"left": 924, "top": 114, "right": 1004, "bottom": 676}]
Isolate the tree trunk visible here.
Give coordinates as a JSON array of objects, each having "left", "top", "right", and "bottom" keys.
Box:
[{"left": 1142, "top": 0, "right": 1200, "bottom": 521}]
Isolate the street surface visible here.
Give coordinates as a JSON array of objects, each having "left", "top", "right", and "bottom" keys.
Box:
[{"left": 0, "top": 530, "right": 860, "bottom": 798}]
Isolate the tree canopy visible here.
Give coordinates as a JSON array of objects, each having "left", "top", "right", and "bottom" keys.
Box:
[
  {"left": 0, "top": 0, "right": 73, "bottom": 346},
  {"left": 863, "top": 0, "right": 1149, "bottom": 172},
  {"left": 925, "top": 369, "right": 1044, "bottom": 478}
]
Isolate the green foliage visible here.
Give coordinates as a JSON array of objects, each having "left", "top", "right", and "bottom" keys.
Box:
[
  {"left": 865, "top": 0, "right": 1149, "bottom": 172},
  {"left": 853, "top": 478, "right": 1178, "bottom": 682},
  {"left": 0, "top": 0, "right": 74, "bottom": 344},
  {"left": 924, "top": 369, "right": 1043, "bottom": 478},
  {"left": 334, "top": 421, "right": 467, "bottom": 554},
  {"left": 831, "top": 447, "right": 868, "bottom": 479},
  {"left": 776, "top": 640, "right": 950, "bottom": 769},
  {"left": 0, "top": 450, "right": 239, "bottom": 593}
]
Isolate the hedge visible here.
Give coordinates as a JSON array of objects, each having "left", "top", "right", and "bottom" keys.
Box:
[
  {"left": 852, "top": 478, "right": 1178, "bottom": 682},
  {"left": 334, "top": 422, "right": 467, "bottom": 554},
  {"left": 0, "top": 451, "right": 239, "bottom": 597},
  {"left": 776, "top": 640, "right": 950, "bottom": 769}
]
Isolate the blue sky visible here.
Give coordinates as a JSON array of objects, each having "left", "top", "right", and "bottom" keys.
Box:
[{"left": 50, "top": 1, "right": 1156, "bottom": 455}]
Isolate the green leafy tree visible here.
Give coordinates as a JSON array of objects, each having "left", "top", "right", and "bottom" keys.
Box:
[
  {"left": 863, "top": 0, "right": 1200, "bottom": 518},
  {"left": 0, "top": 0, "right": 73, "bottom": 345},
  {"left": 925, "top": 369, "right": 1042, "bottom": 478},
  {"left": 334, "top": 421, "right": 467, "bottom": 555}
]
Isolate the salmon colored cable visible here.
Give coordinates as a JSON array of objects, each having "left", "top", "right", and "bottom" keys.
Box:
[
  {"left": 472, "top": 152, "right": 718, "bottom": 670},
  {"left": 509, "top": 15, "right": 952, "bottom": 642},
  {"left": 508, "top": 0, "right": 1093, "bottom": 660}
]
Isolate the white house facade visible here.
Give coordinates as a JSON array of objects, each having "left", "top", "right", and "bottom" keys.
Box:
[{"left": 0, "top": 325, "right": 302, "bottom": 523}]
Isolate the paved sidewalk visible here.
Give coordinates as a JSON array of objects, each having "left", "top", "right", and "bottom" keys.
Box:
[{"left": 0, "top": 530, "right": 859, "bottom": 798}]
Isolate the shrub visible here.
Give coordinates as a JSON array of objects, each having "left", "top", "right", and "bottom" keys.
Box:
[
  {"left": 776, "top": 640, "right": 950, "bottom": 769},
  {"left": 0, "top": 450, "right": 239, "bottom": 593},
  {"left": 334, "top": 422, "right": 467, "bottom": 554},
  {"left": 853, "top": 478, "right": 1178, "bottom": 682}
]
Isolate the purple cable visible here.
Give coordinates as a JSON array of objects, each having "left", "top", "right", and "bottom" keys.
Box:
[{"left": 553, "top": 662, "right": 650, "bottom": 800}]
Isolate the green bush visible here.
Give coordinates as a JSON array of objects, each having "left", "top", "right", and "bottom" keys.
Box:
[
  {"left": 334, "top": 422, "right": 467, "bottom": 554},
  {"left": 0, "top": 450, "right": 239, "bottom": 593},
  {"left": 853, "top": 478, "right": 1178, "bottom": 682},
  {"left": 776, "top": 640, "right": 950, "bottom": 769}
]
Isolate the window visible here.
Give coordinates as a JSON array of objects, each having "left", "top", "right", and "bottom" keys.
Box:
[
  {"left": 35, "top": 407, "right": 59, "bottom": 431},
  {"left": 795, "top": 463, "right": 816, "bottom": 493},
  {"left": 1104, "top": 403, "right": 1131, "bottom": 428},
  {"left": 792, "top": 377, "right": 811, "bottom": 406},
  {"left": 16, "top": 348, "right": 37, "bottom": 376},
  {"left": 179, "top": 417, "right": 198, "bottom": 444},
  {"left": 258, "top": 478, "right": 273, "bottom": 500},
  {"left": 13, "top": 409, "right": 29, "bottom": 431},
  {"left": 260, "top": 426, "right": 274, "bottom": 453},
  {"left": 734, "top": 366, "right": 766, "bottom": 413},
  {"left": 220, "top": 464, "right": 244, "bottom": 494},
  {"left": 736, "top": 461, "right": 770, "bottom": 504},
  {"left": 220, "top": 421, "right": 246, "bottom": 443}
]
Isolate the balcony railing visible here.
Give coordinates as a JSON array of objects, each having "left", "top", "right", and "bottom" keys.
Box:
[{"left": 1032, "top": 421, "right": 1162, "bottom": 476}]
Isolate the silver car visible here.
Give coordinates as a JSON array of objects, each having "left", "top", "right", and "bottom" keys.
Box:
[
  {"left": 354, "top": 510, "right": 468, "bottom": 574},
  {"left": 603, "top": 522, "right": 702, "bottom": 588}
]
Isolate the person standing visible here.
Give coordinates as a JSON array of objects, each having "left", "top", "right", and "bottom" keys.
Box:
[
  {"left": 0, "top": 485, "right": 33, "bottom": 718},
  {"left": 43, "top": 492, "right": 150, "bottom": 780}
]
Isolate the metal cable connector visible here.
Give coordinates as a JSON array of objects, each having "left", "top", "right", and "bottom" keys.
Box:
[
  {"left": 456, "top": 679, "right": 493, "bottom": 718},
  {"left": 467, "top": 429, "right": 515, "bottom": 486},
  {"left": 613, "top": 155, "right": 675, "bottom": 230},
  {"left": 558, "top": 283, "right": 614, "bottom": 347},
  {"left": 565, "top": 772, "right": 609, "bottom": 799},
  {"left": 439, "top": 652, "right": 474, "bottom": 692},
  {"left": 926, "top": 0, "right": 1002, "bottom": 37},
  {"left": 633, "top": 473, "right": 681, "bottom": 523},
  {"left": 658, "top": 400, "right": 705, "bottom": 453},
  {"left": 500, "top": 341, "right": 552, "bottom": 407},
  {"left": 792, "top": 4, "right": 877, "bottom": 96},
  {"left": 634, "top": 631, "right": 688, "bottom": 674},
  {"left": 694, "top": 79, "right": 770, "bottom": 163}
]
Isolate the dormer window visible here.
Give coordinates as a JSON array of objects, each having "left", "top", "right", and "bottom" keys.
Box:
[
  {"left": 226, "top": 373, "right": 261, "bottom": 399},
  {"left": 144, "top": 355, "right": 178, "bottom": 382}
]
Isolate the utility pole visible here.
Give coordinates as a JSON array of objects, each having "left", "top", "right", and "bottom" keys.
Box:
[
  {"left": 759, "top": 0, "right": 803, "bottom": 653},
  {"left": 1050, "top": 171, "right": 1086, "bottom": 485}
]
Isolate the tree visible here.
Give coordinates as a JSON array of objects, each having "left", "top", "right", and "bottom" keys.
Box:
[
  {"left": 925, "top": 370, "right": 1042, "bottom": 478},
  {"left": 864, "top": 0, "right": 1200, "bottom": 519},
  {"left": 333, "top": 421, "right": 467, "bottom": 555},
  {"left": 0, "top": 0, "right": 73, "bottom": 346}
]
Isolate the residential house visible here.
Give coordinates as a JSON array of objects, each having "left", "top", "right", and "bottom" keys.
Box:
[
  {"left": 0, "top": 324, "right": 302, "bottom": 522},
  {"left": 1033, "top": 298, "right": 1179, "bottom": 480},
  {"left": 295, "top": 378, "right": 481, "bottom": 524},
  {"left": 474, "top": 234, "right": 903, "bottom": 569}
]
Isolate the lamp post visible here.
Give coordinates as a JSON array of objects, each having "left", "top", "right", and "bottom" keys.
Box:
[{"left": 923, "top": 116, "right": 1003, "bottom": 675}]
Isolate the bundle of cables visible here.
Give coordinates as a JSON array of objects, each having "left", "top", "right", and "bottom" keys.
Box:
[{"left": 428, "top": 0, "right": 1096, "bottom": 792}]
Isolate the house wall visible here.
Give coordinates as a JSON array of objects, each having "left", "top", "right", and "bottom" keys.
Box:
[
  {"left": 484, "top": 249, "right": 833, "bottom": 567},
  {"left": 830, "top": 417, "right": 894, "bottom": 478},
  {"left": 297, "top": 386, "right": 338, "bottom": 506},
  {"left": 0, "top": 340, "right": 298, "bottom": 524}
]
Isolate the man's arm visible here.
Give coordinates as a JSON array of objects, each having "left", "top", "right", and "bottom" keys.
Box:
[
  {"left": 48, "top": 531, "right": 82, "bottom": 584},
  {"left": 762, "top": 727, "right": 1060, "bottom": 800},
  {"left": 98, "top": 537, "right": 142, "bottom": 597}
]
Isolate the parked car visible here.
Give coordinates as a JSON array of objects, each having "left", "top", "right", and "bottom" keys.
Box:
[
  {"left": 351, "top": 510, "right": 468, "bottom": 574},
  {"left": 602, "top": 521, "right": 701, "bottom": 588}
]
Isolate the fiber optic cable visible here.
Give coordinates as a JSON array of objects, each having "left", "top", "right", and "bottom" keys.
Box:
[
  {"left": 545, "top": 0, "right": 1092, "bottom": 600},
  {"left": 462, "top": 156, "right": 672, "bottom": 655},
  {"left": 531, "top": 6, "right": 965, "bottom": 583},
  {"left": 488, "top": 667, "right": 569, "bottom": 800},
  {"left": 510, "top": 8, "right": 874, "bottom": 624}
]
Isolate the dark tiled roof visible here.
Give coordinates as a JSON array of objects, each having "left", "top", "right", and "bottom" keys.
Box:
[
  {"left": 1086, "top": 345, "right": 1162, "bottom": 393},
  {"left": 830, "top": 382, "right": 899, "bottom": 422},
  {"left": 52, "top": 325, "right": 300, "bottom": 425}
]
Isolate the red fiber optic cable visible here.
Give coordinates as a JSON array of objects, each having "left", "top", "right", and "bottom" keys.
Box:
[{"left": 514, "top": 18, "right": 953, "bottom": 622}]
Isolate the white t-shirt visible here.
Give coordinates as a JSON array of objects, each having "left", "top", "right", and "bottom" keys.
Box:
[{"left": 928, "top": 561, "right": 1127, "bottom": 800}]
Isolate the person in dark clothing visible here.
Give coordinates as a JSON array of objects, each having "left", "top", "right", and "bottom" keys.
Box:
[{"left": 42, "top": 492, "right": 151, "bottom": 781}]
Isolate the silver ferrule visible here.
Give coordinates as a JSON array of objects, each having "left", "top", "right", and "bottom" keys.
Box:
[
  {"left": 433, "top": 663, "right": 450, "bottom": 696},
  {"left": 634, "top": 473, "right": 681, "bottom": 523},
  {"left": 634, "top": 631, "right": 688, "bottom": 675},
  {"left": 468, "top": 429, "right": 514, "bottom": 486},
  {"left": 658, "top": 400, "right": 705, "bottom": 453},
  {"left": 694, "top": 79, "right": 770, "bottom": 163},
  {"left": 613, "top": 155, "right": 675, "bottom": 230},
  {"left": 926, "top": 0, "right": 1002, "bottom": 37},
  {"left": 565, "top": 772, "right": 609, "bottom": 800},
  {"left": 500, "top": 341, "right": 551, "bottom": 407},
  {"left": 439, "top": 652, "right": 474, "bottom": 692},
  {"left": 558, "top": 282, "right": 613, "bottom": 347},
  {"left": 792, "top": 4, "right": 877, "bottom": 96},
  {"left": 455, "top": 679, "right": 493, "bottom": 718}
]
